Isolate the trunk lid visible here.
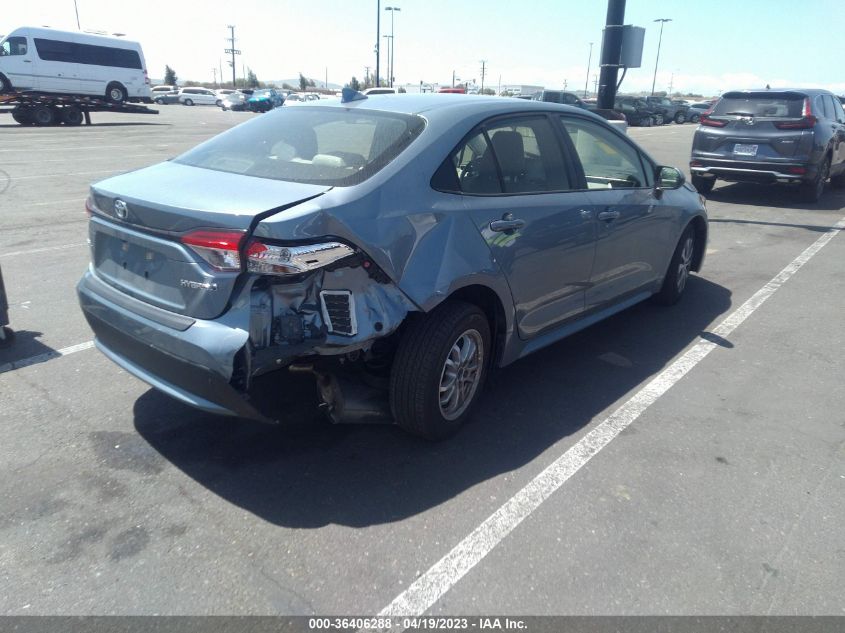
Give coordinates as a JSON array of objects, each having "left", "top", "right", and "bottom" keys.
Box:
[{"left": 89, "top": 161, "right": 330, "bottom": 319}]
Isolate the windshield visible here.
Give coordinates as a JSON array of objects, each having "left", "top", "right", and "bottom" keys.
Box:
[
  {"left": 712, "top": 93, "right": 804, "bottom": 117},
  {"left": 174, "top": 106, "right": 426, "bottom": 187}
]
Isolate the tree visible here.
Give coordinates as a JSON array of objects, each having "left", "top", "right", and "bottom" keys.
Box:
[
  {"left": 299, "top": 73, "right": 308, "bottom": 91},
  {"left": 282, "top": 82, "right": 296, "bottom": 91},
  {"left": 348, "top": 76, "right": 361, "bottom": 91},
  {"left": 164, "top": 65, "right": 177, "bottom": 85},
  {"left": 397, "top": 86, "right": 406, "bottom": 93},
  {"left": 482, "top": 88, "right": 495, "bottom": 95},
  {"left": 246, "top": 68, "right": 259, "bottom": 88}
]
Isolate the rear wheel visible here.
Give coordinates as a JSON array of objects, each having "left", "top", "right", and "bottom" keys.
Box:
[
  {"left": 690, "top": 113, "right": 700, "bottom": 123},
  {"left": 642, "top": 116, "right": 653, "bottom": 127},
  {"left": 691, "top": 174, "right": 715, "bottom": 195},
  {"left": 674, "top": 111, "right": 685, "bottom": 124},
  {"left": 390, "top": 301, "right": 490, "bottom": 440},
  {"left": 799, "top": 156, "right": 830, "bottom": 203},
  {"left": 0, "top": 74, "right": 12, "bottom": 94},
  {"left": 61, "top": 106, "right": 84, "bottom": 126},
  {"left": 654, "top": 114, "right": 664, "bottom": 126},
  {"left": 653, "top": 226, "right": 696, "bottom": 306},
  {"left": 106, "top": 82, "right": 127, "bottom": 103},
  {"left": 183, "top": 98, "right": 194, "bottom": 106}
]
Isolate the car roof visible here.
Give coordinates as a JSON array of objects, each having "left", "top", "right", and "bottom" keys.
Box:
[{"left": 301, "top": 93, "right": 598, "bottom": 119}]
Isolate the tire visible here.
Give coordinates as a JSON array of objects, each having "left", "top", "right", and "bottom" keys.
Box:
[
  {"left": 691, "top": 174, "right": 715, "bottom": 195},
  {"left": 674, "top": 111, "right": 685, "bottom": 124},
  {"left": 690, "top": 114, "right": 700, "bottom": 123},
  {"left": 11, "top": 108, "right": 32, "bottom": 125},
  {"left": 642, "top": 116, "right": 653, "bottom": 127},
  {"left": 106, "top": 82, "right": 127, "bottom": 104},
  {"left": 31, "top": 105, "right": 57, "bottom": 126},
  {"left": 653, "top": 226, "right": 696, "bottom": 306},
  {"left": 61, "top": 106, "right": 83, "bottom": 126},
  {"left": 390, "top": 301, "right": 491, "bottom": 440},
  {"left": 215, "top": 99, "right": 222, "bottom": 106},
  {"left": 799, "top": 156, "right": 830, "bottom": 203},
  {"left": 154, "top": 97, "right": 164, "bottom": 105},
  {"left": 0, "top": 74, "right": 12, "bottom": 94},
  {"left": 183, "top": 98, "right": 194, "bottom": 106},
  {"left": 654, "top": 114, "right": 664, "bottom": 126}
]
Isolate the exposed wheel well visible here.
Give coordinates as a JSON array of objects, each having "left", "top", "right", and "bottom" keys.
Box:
[
  {"left": 688, "top": 215, "right": 708, "bottom": 272},
  {"left": 446, "top": 285, "right": 508, "bottom": 367},
  {"left": 0, "top": 73, "right": 12, "bottom": 93}
]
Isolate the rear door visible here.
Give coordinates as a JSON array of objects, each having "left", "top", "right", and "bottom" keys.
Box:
[
  {"left": 823, "top": 95, "right": 845, "bottom": 172},
  {"left": 559, "top": 115, "right": 673, "bottom": 309},
  {"left": 444, "top": 114, "right": 595, "bottom": 338}
]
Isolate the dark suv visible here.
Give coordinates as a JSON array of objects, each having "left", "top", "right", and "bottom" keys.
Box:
[
  {"left": 646, "top": 96, "right": 689, "bottom": 124},
  {"left": 690, "top": 89, "right": 845, "bottom": 201},
  {"left": 615, "top": 96, "right": 659, "bottom": 126}
]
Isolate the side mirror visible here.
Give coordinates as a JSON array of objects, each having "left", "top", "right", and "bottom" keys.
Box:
[{"left": 654, "top": 166, "right": 685, "bottom": 199}]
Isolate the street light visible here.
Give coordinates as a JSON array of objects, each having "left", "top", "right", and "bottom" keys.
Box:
[
  {"left": 385, "top": 6, "right": 401, "bottom": 87},
  {"left": 382, "top": 34, "right": 393, "bottom": 86},
  {"left": 584, "top": 42, "right": 593, "bottom": 98},
  {"left": 650, "top": 18, "right": 672, "bottom": 97}
]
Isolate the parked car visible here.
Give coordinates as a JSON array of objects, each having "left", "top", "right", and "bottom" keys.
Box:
[
  {"left": 248, "top": 88, "right": 284, "bottom": 112},
  {"left": 178, "top": 87, "right": 220, "bottom": 106},
  {"left": 685, "top": 102, "right": 711, "bottom": 123},
  {"left": 0, "top": 26, "right": 152, "bottom": 103},
  {"left": 151, "top": 85, "right": 180, "bottom": 105},
  {"left": 532, "top": 90, "right": 590, "bottom": 109},
  {"left": 614, "top": 96, "right": 660, "bottom": 126},
  {"left": 690, "top": 88, "right": 845, "bottom": 201},
  {"left": 646, "top": 96, "right": 689, "bottom": 124},
  {"left": 219, "top": 91, "right": 248, "bottom": 111},
  {"left": 77, "top": 95, "right": 707, "bottom": 440}
]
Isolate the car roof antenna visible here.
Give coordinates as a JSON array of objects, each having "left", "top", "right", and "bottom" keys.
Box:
[{"left": 341, "top": 88, "right": 368, "bottom": 104}]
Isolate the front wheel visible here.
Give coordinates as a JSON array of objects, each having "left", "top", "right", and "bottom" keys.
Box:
[
  {"left": 690, "top": 113, "right": 700, "bottom": 123},
  {"left": 183, "top": 98, "right": 194, "bottom": 106},
  {"left": 653, "top": 226, "right": 696, "bottom": 306},
  {"left": 390, "top": 301, "right": 491, "bottom": 440},
  {"left": 674, "top": 112, "right": 685, "bottom": 124}
]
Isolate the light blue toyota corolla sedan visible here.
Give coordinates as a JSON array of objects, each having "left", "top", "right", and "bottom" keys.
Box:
[{"left": 78, "top": 92, "right": 707, "bottom": 439}]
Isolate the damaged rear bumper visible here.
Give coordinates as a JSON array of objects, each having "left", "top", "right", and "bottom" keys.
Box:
[{"left": 78, "top": 269, "right": 267, "bottom": 421}]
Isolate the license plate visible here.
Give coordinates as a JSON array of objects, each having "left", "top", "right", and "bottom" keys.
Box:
[{"left": 734, "top": 143, "right": 758, "bottom": 156}]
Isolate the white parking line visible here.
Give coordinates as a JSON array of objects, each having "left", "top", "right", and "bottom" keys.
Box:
[
  {"left": 0, "top": 340, "right": 94, "bottom": 375},
  {"left": 1, "top": 242, "right": 87, "bottom": 259},
  {"left": 377, "top": 215, "right": 845, "bottom": 622}
]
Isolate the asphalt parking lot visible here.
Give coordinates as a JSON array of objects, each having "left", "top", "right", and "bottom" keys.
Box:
[{"left": 1, "top": 106, "right": 843, "bottom": 617}]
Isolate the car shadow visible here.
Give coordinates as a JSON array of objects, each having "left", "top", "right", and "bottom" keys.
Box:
[
  {"left": 706, "top": 181, "right": 845, "bottom": 211},
  {"left": 0, "top": 330, "right": 61, "bottom": 369},
  {"left": 133, "top": 275, "right": 732, "bottom": 529},
  {"left": 708, "top": 218, "right": 840, "bottom": 233}
]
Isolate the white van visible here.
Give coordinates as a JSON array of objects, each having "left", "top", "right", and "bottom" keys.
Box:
[{"left": 0, "top": 27, "right": 151, "bottom": 103}]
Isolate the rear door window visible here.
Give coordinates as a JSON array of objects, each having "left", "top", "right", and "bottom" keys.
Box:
[{"left": 484, "top": 117, "right": 570, "bottom": 193}]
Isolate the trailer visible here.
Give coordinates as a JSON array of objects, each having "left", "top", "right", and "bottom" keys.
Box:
[{"left": 0, "top": 91, "right": 158, "bottom": 126}]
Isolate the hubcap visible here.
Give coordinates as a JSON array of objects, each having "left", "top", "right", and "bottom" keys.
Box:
[
  {"left": 676, "top": 236, "right": 694, "bottom": 294},
  {"left": 110, "top": 88, "right": 122, "bottom": 101},
  {"left": 438, "top": 329, "right": 484, "bottom": 421}
]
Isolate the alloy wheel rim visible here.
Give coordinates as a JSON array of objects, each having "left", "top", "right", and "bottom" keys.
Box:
[
  {"left": 817, "top": 160, "right": 830, "bottom": 197},
  {"left": 676, "top": 236, "right": 694, "bottom": 294},
  {"left": 438, "top": 329, "right": 484, "bottom": 421}
]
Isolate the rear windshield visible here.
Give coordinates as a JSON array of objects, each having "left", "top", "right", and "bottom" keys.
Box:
[
  {"left": 174, "top": 107, "right": 425, "bottom": 187},
  {"left": 712, "top": 93, "right": 804, "bottom": 118}
]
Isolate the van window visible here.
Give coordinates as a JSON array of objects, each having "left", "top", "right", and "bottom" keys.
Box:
[
  {"left": 34, "top": 38, "right": 74, "bottom": 62},
  {"left": 0, "top": 37, "right": 28, "bottom": 56},
  {"left": 33, "top": 37, "right": 142, "bottom": 69}
]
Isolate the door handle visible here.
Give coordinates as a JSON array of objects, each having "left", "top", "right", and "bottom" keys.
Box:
[
  {"left": 23, "top": 60, "right": 32, "bottom": 63},
  {"left": 597, "top": 210, "right": 621, "bottom": 221},
  {"left": 490, "top": 213, "right": 525, "bottom": 233}
]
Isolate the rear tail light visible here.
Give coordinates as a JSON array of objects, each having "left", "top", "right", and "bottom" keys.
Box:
[
  {"left": 700, "top": 115, "right": 727, "bottom": 127},
  {"left": 774, "top": 99, "right": 816, "bottom": 129},
  {"left": 181, "top": 231, "right": 356, "bottom": 275},
  {"left": 181, "top": 230, "right": 245, "bottom": 271},
  {"left": 143, "top": 69, "right": 150, "bottom": 85},
  {"left": 246, "top": 241, "right": 355, "bottom": 276},
  {"left": 787, "top": 166, "right": 806, "bottom": 174}
]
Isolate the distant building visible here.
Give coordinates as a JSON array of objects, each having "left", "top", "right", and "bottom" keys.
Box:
[{"left": 502, "top": 84, "right": 543, "bottom": 97}]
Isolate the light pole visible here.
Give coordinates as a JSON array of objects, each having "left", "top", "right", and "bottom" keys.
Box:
[
  {"left": 584, "top": 42, "right": 593, "bottom": 98},
  {"left": 382, "top": 34, "right": 393, "bottom": 85},
  {"left": 73, "top": 0, "right": 81, "bottom": 29},
  {"left": 650, "top": 18, "right": 672, "bottom": 97},
  {"left": 385, "top": 6, "right": 401, "bottom": 87},
  {"left": 375, "top": 0, "right": 381, "bottom": 87}
]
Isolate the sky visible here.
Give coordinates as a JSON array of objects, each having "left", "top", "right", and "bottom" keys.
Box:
[{"left": 3, "top": 0, "right": 845, "bottom": 96}]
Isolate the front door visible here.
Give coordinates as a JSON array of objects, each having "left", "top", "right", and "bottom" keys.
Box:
[
  {"left": 0, "top": 36, "right": 39, "bottom": 90},
  {"left": 454, "top": 115, "right": 596, "bottom": 338},
  {"left": 559, "top": 115, "right": 673, "bottom": 310}
]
